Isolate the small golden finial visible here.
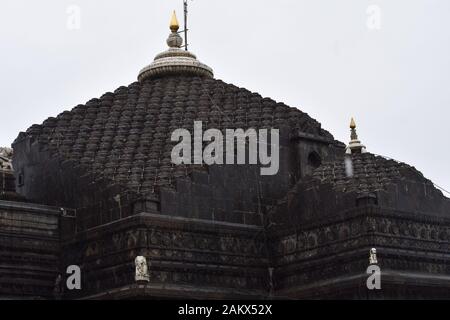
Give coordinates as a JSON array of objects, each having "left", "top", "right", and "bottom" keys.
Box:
[
  {"left": 346, "top": 117, "right": 366, "bottom": 154},
  {"left": 170, "top": 11, "right": 180, "bottom": 32}
]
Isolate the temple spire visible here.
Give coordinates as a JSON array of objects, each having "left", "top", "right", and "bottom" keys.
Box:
[
  {"left": 170, "top": 10, "right": 180, "bottom": 32},
  {"left": 138, "top": 10, "right": 213, "bottom": 81},
  {"left": 350, "top": 117, "right": 358, "bottom": 140},
  {"left": 346, "top": 118, "right": 367, "bottom": 154},
  {"left": 166, "top": 11, "right": 183, "bottom": 48},
  {"left": 350, "top": 117, "right": 356, "bottom": 129}
]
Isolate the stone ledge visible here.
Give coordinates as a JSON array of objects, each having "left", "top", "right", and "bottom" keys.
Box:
[
  {"left": 79, "top": 283, "right": 267, "bottom": 300},
  {"left": 0, "top": 200, "right": 61, "bottom": 215}
]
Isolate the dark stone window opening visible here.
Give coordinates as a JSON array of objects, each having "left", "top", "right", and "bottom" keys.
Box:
[
  {"left": 308, "top": 152, "right": 322, "bottom": 169},
  {"left": 17, "top": 171, "right": 24, "bottom": 187}
]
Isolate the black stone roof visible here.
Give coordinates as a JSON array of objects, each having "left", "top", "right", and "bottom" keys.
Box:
[
  {"left": 310, "top": 152, "right": 437, "bottom": 194},
  {"left": 271, "top": 152, "right": 449, "bottom": 224},
  {"left": 16, "top": 75, "right": 334, "bottom": 197}
]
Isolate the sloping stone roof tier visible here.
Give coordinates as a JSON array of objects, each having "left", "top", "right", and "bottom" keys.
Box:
[{"left": 14, "top": 76, "right": 334, "bottom": 199}]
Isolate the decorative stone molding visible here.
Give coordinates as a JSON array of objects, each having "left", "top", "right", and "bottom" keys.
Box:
[{"left": 138, "top": 54, "right": 213, "bottom": 81}]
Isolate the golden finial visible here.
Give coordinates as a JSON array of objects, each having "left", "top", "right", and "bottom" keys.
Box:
[
  {"left": 350, "top": 117, "right": 356, "bottom": 129},
  {"left": 346, "top": 117, "right": 366, "bottom": 154},
  {"left": 170, "top": 11, "right": 180, "bottom": 32}
]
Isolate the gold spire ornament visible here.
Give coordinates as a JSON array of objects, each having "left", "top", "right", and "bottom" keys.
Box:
[
  {"left": 170, "top": 11, "right": 180, "bottom": 32},
  {"left": 350, "top": 118, "right": 356, "bottom": 130},
  {"left": 166, "top": 11, "right": 183, "bottom": 48},
  {"left": 350, "top": 118, "right": 358, "bottom": 141},
  {"left": 346, "top": 117, "right": 367, "bottom": 154}
]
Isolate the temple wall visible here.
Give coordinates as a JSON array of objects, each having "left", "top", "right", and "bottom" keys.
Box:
[
  {"left": 0, "top": 200, "right": 61, "bottom": 299},
  {"left": 60, "top": 212, "right": 269, "bottom": 299},
  {"left": 270, "top": 205, "right": 450, "bottom": 299},
  {"left": 159, "top": 135, "right": 343, "bottom": 226}
]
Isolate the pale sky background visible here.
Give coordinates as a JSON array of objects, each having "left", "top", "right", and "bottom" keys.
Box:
[{"left": 0, "top": 0, "right": 449, "bottom": 193}]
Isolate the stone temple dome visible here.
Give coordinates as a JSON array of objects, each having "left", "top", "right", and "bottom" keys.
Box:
[
  {"left": 4, "top": 8, "right": 450, "bottom": 301},
  {"left": 138, "top": 11, "right": 214, "bottom": 81}
]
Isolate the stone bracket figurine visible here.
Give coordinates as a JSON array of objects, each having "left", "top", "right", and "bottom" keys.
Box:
[
  {"left": 135, "top": 256, "right": 150, "bottom": 282},
  {"left": 369, "top": 248, "right": 378, "bottom": 265},
  {"left": 0, "top": 147, "right": 13, "bottom": 171}
]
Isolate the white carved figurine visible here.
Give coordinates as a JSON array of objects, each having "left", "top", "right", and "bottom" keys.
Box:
[
  {"left": 0, "top": 147, "right": 13, "bottom": 170},
  {"left": 135, "top": 256, "right": 150, "bottom": 282},
  {"left": 369, "top": 248, "right": 378, "bottom": 265}
]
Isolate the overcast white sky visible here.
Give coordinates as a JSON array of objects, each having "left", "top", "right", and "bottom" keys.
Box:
[{"left": 0, "top": 0, "right": 449, "bottom": 193}]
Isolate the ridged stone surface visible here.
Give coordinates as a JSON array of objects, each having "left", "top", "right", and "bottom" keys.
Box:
[{"left": 15, "top": 75, "right": 333, "bottom": 198}]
